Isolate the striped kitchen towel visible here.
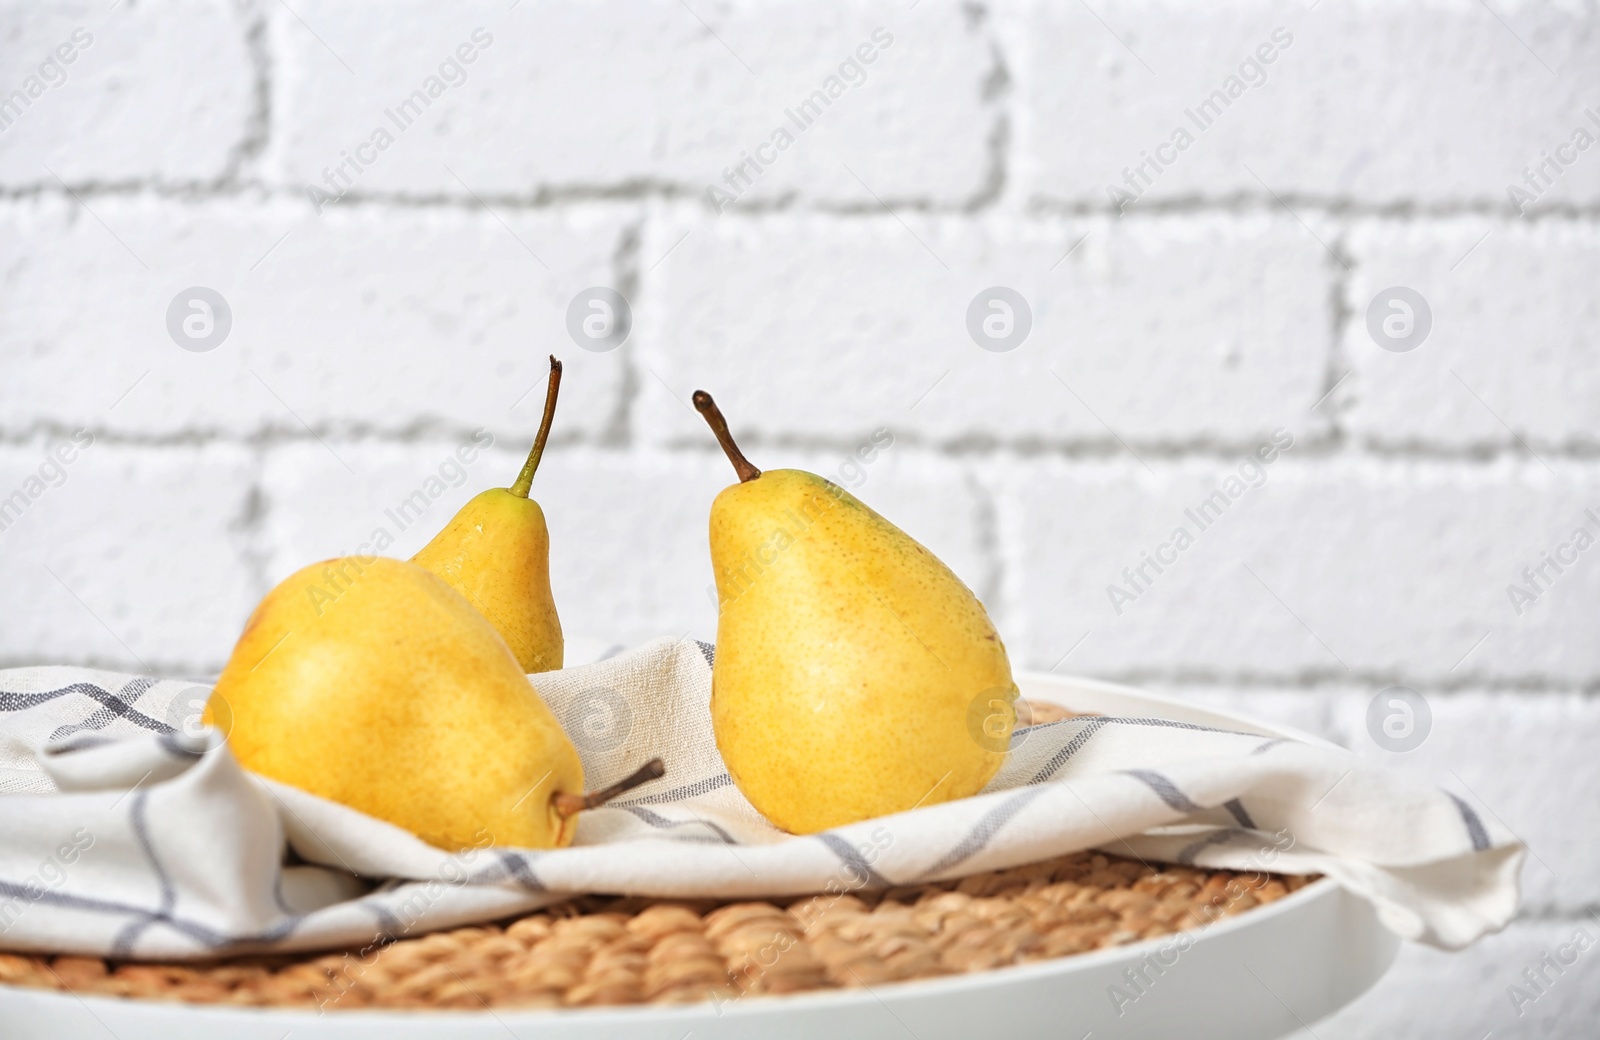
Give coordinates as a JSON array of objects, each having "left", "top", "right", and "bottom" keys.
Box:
[{"left": 0, "top": 637, "right": 1520, "bottom": 960}]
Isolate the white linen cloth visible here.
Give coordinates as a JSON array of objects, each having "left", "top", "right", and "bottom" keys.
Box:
[{"left": 0, "top": 638, "right": 1520, "bottom": 960}]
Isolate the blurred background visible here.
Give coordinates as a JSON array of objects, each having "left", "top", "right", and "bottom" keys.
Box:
[{"left": 1, "top": 0, "right": 1597, "bottom": 1034}]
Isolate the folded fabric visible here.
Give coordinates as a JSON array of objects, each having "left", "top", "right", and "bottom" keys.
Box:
[{"left": 0, "top": 638, "right": 1521, "bottom": 960}]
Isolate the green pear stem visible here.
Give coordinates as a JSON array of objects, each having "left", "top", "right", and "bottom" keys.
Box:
[
  {"left": 552, "top": 757, "right": 666, "bottom": 818},
  {"left": 692, "top": 390, "right": 761, "bottom": 483},
  {"left": 510, "top": 355, "right": 563, "bottom": 498}
]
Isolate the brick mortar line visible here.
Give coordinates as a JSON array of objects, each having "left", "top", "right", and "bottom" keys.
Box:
[
  {"left": 965, "top": 469, "right": 1004, "bottom": 611},
  {"left": 233, "top": 443, "right": 271, "bottom": 606},
  {"left": 1076, "top": 669, "right": 1600, "bottom": 697},
  {"left": 3, "top": 427, "right": 1597, "bottom": 465},
  {"left": 1, "top": 652, "right": 1596, "bottom": 696},
  {"left": 1027, "top": 195, "right": 1600, "bottom": 222},
  {"left": 606, "top": 220, "right": 643, "bottom": 447},
  {"left": 218, "top": 0, "right": 272, "bottom": 187},
  {"left": 1318, "top": 229, "right": 1354, "bottom": 446},
  {"left": 960, "top": 4, "right": 1011, "bottom": 215},
  {"left": 1512, "top": 906, "right": 1600, "bottom": 925},
  {"left": 0, "top": 655, "right": 223, "bottom": 681},
  {"left": 958, "top": 0, "right": 1020, "bottom": 643},
  {"left": 661, "top": 433, "right": 1600, "bottom": 462},
  {"left": 4, "top": 180, "right": 1600, "bottom": 225}
]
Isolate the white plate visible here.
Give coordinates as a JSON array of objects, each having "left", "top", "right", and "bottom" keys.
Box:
[{"left": 0, "top": 672, "right": 1398, "bottom": 1040}]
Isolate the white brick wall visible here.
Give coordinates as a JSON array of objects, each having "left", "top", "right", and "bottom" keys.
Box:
[
  {"left": 1000, "top": 0, "right": 1600, "bottom": 207},
  {"left": 999, "top": 457, "right": 1600, "bottom": 683},
  {"left": 639, "top": 211, "right": 1333, "bottom": 446},
  {"left": 0, "top": 198, "right": 632, "bottom": 440},
  {"left": 270, "top": 1, "right": 996, "bottom": 205},
  {"left": 2, "top": 0, "right": 1597, "bottom": 1032},
  {"left": 1316, "top": 916, "right": 1600, "bottom": 1039},
  {"left": 0, "top": 0, "right": 256, "bottom": 186},
  {"left": 0, "top": 441, "right": 258, "bottom": 671},
  {"left": 1343, "top": 218, "right": 1600, "bottom": 449}
]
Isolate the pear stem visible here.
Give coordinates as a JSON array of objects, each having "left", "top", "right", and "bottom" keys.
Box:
[
  {"left": 510, "top": 355, "right": 563, "bottom": 498},
  {"left": 552, "top": 758, "right": 666, "bottom": 818},
  {"left": 692, "top": 390, "right": 761, "bottom": 483}
]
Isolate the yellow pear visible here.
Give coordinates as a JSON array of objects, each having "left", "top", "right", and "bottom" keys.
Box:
[
  {"left": 412, "top": 356, "right": 565, "bottom": 674},
  {"left": 693, "top": 391, "right": 1018, "bottom": 835},
  {"left": 207, "top": 556, "right": 659, "bottom": 851}
]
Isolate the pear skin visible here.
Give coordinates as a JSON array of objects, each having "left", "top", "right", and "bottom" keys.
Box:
[
  {"left": 412, "top": 490, "right": 562, "bottom": 674},
  {"left": 207, "top": 556, "right": 583, "bottom": 851},
  {"left": 695, "top": 393, "right": 1017, "bottom": 834},
  {"left": 413, "top": 356, "right": 564, "bottom": 673}
]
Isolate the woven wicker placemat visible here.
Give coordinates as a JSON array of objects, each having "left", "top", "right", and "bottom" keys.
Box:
[{"left": 0, "top": 702, "right": 1314, "bottom": 1012}]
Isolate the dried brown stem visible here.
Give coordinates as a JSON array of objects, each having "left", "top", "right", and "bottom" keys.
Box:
[
  {"left": 692, "top": 390, "right": 760, "bottom": 483},
  {"left": 553, "top": 758, "right": 666, "bottom": 818},
  {"left": 511, "top": 355, "right": 563, "bottom": 498}
]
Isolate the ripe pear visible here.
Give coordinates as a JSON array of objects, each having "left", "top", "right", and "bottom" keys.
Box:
[
  {"left": 207, "top": 556, "right": 661, "bottom": 851},
  {"left": 693, "top": 391, "right": 1018, "bottom": 835},
  {"left": 413, "top": 356, "right": 565, "bottom": 673}
]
